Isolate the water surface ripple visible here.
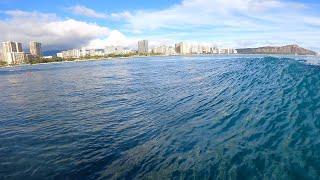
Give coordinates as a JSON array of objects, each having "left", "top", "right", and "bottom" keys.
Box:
[{"left": 1, "top": 56, "right": 320, "bottom": 179}]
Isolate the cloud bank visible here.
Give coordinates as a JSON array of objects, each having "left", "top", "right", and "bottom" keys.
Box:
[
  {"left": 1, "top": 0, "right": 320, "bottom": 51},
  {"left": 119, "top": 0, "right": 320, "bottom": 49},
  {"left": 68, "top": 5, "right": 107, "bottom": 19},
  {"left": 0, "top": 10, "right": 110, "bottom": 51}
]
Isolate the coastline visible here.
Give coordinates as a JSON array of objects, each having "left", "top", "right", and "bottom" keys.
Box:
[
  {"left": 0, "top": 54, "right": 318, "bottom": 69},
  {"left": 0, "top": 54, "right": 173, "bottom": 69}
]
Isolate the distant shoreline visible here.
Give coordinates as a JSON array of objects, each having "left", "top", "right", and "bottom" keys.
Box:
[
  {"left": 0, "top": 54, "right": 318, "bottom": 69},
  {"left": 0, "top": 54, "right": 172, "bottom": 69}
]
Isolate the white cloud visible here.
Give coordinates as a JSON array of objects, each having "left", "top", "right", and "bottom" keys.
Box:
[
  {"left": 2, "top": 1, "right": 320, "bottom": 51},
  {"left": 86, "top": 30, "right": 176, "bottom": 49},
  {"left": 0, "top": 10, "right": 110, "bottom": 50},
  {"left": 117, "top": 0, "right": 320, "bottom": 50},
  {"left": 68, "top": 5, "right": 132, "bottom": 21},
  {"left": 124, "top": 0, "right": 308, "bottom": 30},
  {"left": 86, "top": 30, "right": 138, "bottom": 49},
  {"left": 68, "top": 5, "right": 107, "bottom": 19},
  {"left": 110, "top": 11, "right": 133, "bottom": 21}
]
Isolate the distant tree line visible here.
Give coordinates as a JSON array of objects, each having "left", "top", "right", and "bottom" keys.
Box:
[
  {"left": 0, "top": 61, "right": 7, "bottom": 67},
  {"left": 28, "top": 57, "right": 64, "bottom": 64},
  {"left": 1, "top": 52, "right": 164, "bottom": 67}
]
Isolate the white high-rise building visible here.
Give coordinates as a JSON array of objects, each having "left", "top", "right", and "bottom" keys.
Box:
[
  {"left": 57, "top": 53, "right": 63, "bottom": 58},
  {"left": 105, "top": 46, "right": 126, "bottom": 55},
  {"left": 2, "top": 41, "right": 22, "bottom": 54},
  {"left": 175, "top": 42, "right": 190, "bottom": 55},
  {"left": 219, "top": 48, "right": 237, "bottom": 54},
  {"left": 190, "top": 44, "right": 201, "bottom": 54},
  {"left": 29, "top": 41, "right": 42, "bottom": 56},
  {"left": 138, "top": 40, "right": 149, "bottom": 54},
  {"left": 210, "top": 46, "right": 219, "bottom": 54},
  {"left": 57, "top": 49, "right": 80, "bottom": 59},
  {"left": 2, "top": 41, "right": 25, "bottom": 64},
  {"left": 152, "top": 45, "right": 176, "bottom": 55},
  {"left": 81, "top": 47, "right": 90, "bottom": 57}
]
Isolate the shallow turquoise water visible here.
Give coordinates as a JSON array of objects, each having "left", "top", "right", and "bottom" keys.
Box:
[{"left": 1, "top": 56, "right": 320, "bottom": 179}]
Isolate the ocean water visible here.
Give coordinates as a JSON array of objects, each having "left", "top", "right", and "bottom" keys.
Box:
[{"left": 1, "top": 55, "right": 320, "bottom": 179}]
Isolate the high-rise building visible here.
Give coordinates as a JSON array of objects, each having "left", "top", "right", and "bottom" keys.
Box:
[
  {"left": 16, "top": 42, "right": 23, "bottom": 52},
  {"left": 58, "top": 49, "right": 81, "bottom": 59},
  {"left": 1, "top": 41, "right": 25, "bottom": 64},
  {"left": 218, "top": 48, "right": 237, "bottom": 54},
  {"left": 175, "top": 42, "right": 190, "bottom": 55},
  {"left": 2, "top": 42, "right": 22, "bottom": 54},
  {"left": 29, "top": 41, "right": 42, "bottom": 56},
  {"left": 105, "top": 46, "right": 125, "bottom": 55},
  {"left": 138, "top": 40, "right": 149, "bottom": 54},
  {"left": 81, "top": 47, "right": 90, "bottom": 57},
  {"left": 152, "top": 45, "right": 176, "bottom": 55}
]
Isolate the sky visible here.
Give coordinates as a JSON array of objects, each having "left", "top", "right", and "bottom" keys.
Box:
[{"left": 1, "top": 0, "right": 320, "bottom": 51}]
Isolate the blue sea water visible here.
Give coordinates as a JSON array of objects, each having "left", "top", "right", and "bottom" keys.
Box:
[{"left": 1, "top": 55, "right": 320, "bottom": 179}]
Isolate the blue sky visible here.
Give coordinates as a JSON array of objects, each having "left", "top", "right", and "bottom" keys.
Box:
[
  {"left": 0, "top": 0, "right": 179, "bottom": 11},
  {"left": 1, "top": 0, "right": 320, "bottom": 51}
]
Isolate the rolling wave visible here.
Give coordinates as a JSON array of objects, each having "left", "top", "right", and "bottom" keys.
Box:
[{"left": 1, "top": 56, "right": 320, "bottom": 179}]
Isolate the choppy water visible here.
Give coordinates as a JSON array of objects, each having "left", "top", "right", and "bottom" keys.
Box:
[{"left": 1, "top": 55, "right": 320, "bottom": 179}]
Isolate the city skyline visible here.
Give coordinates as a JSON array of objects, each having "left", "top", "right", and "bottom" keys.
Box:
[
  {"left": 56, "top": 40, "right": 239, "bottom": 60},
  {"left": 1, "top": 0, "right": 320, "bottom": 51},
  {"left": 1, "top": 39, "right": 241, "bottom": 65}
]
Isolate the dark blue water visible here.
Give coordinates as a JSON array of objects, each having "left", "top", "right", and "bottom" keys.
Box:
[{"left": 1, "top": 56, "right": 320, "bottom": 179}]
